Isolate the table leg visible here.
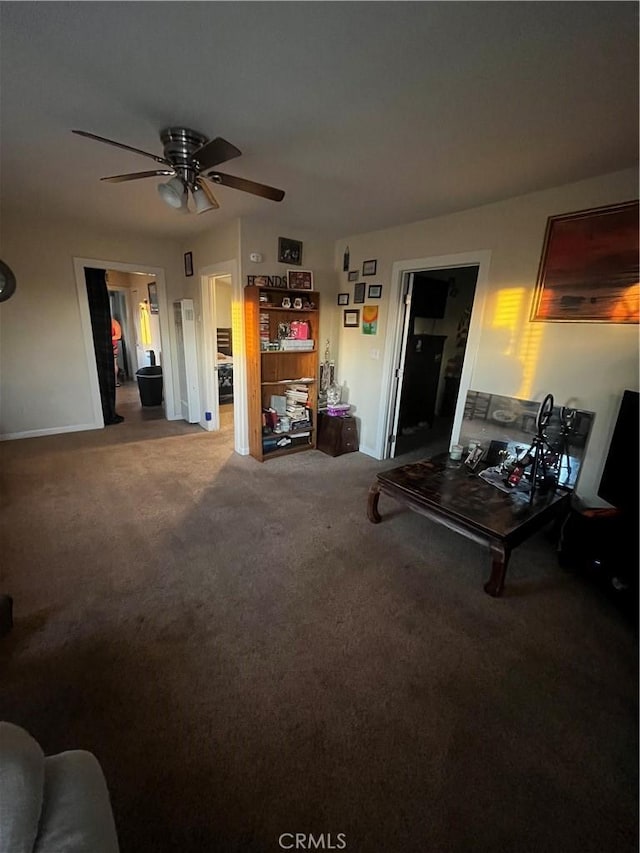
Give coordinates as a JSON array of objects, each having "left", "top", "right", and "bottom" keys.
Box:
[
  {"left": 367, "top": 482, "right": 382, "bottom": 523},
  {"left": 484, "top": 540, "right": 511, "bottom": 597}
]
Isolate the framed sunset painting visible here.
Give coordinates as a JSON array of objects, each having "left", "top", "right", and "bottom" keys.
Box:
[{"left": 530, "top": 200, "right": 639, "bottom": 323}]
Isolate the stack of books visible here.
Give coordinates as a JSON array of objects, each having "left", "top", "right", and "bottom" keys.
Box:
[
  {"left": 285, "top": 384, "right": 312, "bottom": 431},
  {"left": 259, "top": 312, "right": 270, "bottom": 350},
  {"left": 280, "top": 339, "right": 314, "bottom": 351}
]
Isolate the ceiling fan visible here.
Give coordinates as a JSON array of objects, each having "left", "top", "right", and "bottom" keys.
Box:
[{"left": 72, "top": 126, "right": 285, "bottom": 214}]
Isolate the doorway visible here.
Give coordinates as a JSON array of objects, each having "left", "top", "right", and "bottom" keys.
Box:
[
  {"left": 199, "top": 259, "right": 249, "bottom": 456},
  {"left": 378, "top": 250, "right": 491, "bottom": 461},
  {"left": 108, "top": 270, "right": 166, "bottom": 423},
  {"left": 392, "top": 266, "right": 478, "bottom": 456},
  {"left": 73, "top": 257, "right": 176, "bottom": 429},
  {"left": 211, "top": 276, "right": 234, "bottom": 431}
]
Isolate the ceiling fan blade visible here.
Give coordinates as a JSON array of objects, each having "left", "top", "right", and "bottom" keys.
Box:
[
  {"left": 72, "top": 130, "right": 171, "bottom": 166},
  {"left": 205, "top": 171, "right": 285, "bottom": 202},
  {"left": 193, "top": 137, "right": 242, "bottom": 171},
  {"left": 196, "top": 178, "right": 220, "bottom": 209},
  {"left": 100, "top": 170, "right": 175, "bottom": 183}
]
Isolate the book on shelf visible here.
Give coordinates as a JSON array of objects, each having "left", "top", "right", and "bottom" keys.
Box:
[
  {"left": 270, "top": 395, "right": 287, "bottom": 415},
  {"left": 280, "top": 339, "right": 315, "bottom": 351}
]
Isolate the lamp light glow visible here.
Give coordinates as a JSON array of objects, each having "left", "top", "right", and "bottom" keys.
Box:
[
  {"left": 158, "top": 176, "right": 188, "bottom": 210},
  {"left": 191, "top": 183, "right": 218, "bottom": 214}
]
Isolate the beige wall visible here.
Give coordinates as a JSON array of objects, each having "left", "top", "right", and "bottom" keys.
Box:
[
  {"left": 180, "top": 219, "right": 241, "bottom": 296},
  {"left": 2, "top": 170, "right": 636, "bottom": 503},
  {"left": 215, "top": 278, "right": 233, "bottom": 330},
  {"left": 332, "top": 168, "right": 639, "bottom": 501},
  {"left": 0, "top": 216, "right": 183, "bottom": 437},
  {"left": 176, "top": 219, "right": 241, "bottom": 430},
  {"left": 239, "top": 218, "right": 340, "bottom": 361}
]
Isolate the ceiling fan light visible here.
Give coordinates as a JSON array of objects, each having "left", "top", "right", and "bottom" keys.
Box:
[
  {"left": 192, "top": 184, "right": 217, "bottom": 214},
  {"left": 158, "top": 176, "right": 187, "bottom": 210}
]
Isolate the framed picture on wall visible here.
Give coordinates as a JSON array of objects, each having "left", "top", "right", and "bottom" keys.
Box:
[
  {"left": 362, "top": 304, "right": 378, "bottom": 335},
  {"left": 344, "top": 309, "right": 360, "bottom": 328},
  {"left": 338, "top": 293, "right": 350, "bottom": 305},
  {"left": 354, "top": 282, "right": 365, "bottom": 304},
  {"left": 278, "top": 237, "right": 302, "bottom": 265},
  {"left": 184, "top": 251, "right": 194, "bottom": 277},
  {"left": 531, "top": 200, "right": 639, "bottom": 323},
  {"left": 287, "top": 269, "right": 314, "bottom": 290}
]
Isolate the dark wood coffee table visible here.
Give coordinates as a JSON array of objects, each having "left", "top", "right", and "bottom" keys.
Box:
[{"left": 367, "top": 454, "right": 571, "bottom": 596}]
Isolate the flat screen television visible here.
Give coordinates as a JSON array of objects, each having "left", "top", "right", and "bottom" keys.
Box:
[{"left": 598, "top": 389, "right": 639, "bottom": 512}]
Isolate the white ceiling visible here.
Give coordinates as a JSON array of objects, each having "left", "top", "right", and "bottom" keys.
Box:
[{"left": 1, "top": 2, "right": 637, "bottom": 241}]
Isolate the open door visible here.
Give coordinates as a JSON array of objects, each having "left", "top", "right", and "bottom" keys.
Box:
[
  {"left": 174, "top": 299, "right": 200, "bottom": 423},
  {"left": 388, "top": 272, "right": 414, "bottom": 458},
  {"left": 389, "top": 266, "right": 478, "bottom": 458}
]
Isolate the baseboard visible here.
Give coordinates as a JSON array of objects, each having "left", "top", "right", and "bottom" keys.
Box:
[
  {"left": 358, "top": 444, "right": 380, "bottom": 459},
  {"left": 0, "top": 422, "right": 100, "bottom": 441}
]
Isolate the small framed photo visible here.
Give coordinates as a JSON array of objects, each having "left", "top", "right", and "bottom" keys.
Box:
[
  {"left": 287, "top": 269, "right": 313, "bottom": 290},
  {"left": 147, "top": 282, "right": 159, "bottom": 314},
  {"left": 184, "top": 251, "right": 193, "bottom": 277},
  {"left": 344, "top": 309, "right": 360, "bottom": 328},
  {"left": 367, "top": 284, "right": 382, "bottom": 299},
  {"left": 278, "top": 237, "right": 302, "bottom": 265},
  {"left": 362, "top": 259, "right": 377, "bottom": 276},
  {"left": 354, "top": 282, "right": 365, "bottom": 304},
  {"left": 337, "top": 293, "right": 350, "bottom": 306},
  {"left": 465, "top": 446, "right": 486, "bottom": 471},
  {"left": 348, "top": 271, "right": 358, "bottom": 282}
]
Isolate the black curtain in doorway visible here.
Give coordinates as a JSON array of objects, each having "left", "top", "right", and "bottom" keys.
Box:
[{"left": 84, "top": 267, "right": 123, "bottom": 425}]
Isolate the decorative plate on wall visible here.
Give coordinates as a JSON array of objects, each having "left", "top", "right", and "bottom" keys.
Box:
[{"left": 0, "top": 260, "right": 16, "bottom": 302}]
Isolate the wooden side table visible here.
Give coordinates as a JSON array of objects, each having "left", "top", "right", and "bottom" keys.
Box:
[{"left": 317, "top": 412, "right": 359, "bottom": 457}]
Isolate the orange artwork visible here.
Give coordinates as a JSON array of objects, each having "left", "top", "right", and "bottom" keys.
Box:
[
  {"left": 362, "top": 304, "right": 379, "bottom": 335},
  {"left": 531, "top": 200, "right": 639, "bottom": 323}
]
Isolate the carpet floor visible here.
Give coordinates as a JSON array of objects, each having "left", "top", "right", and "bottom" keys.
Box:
[{"left": 0, "top": 405, "right": 637, "bottom": 853}]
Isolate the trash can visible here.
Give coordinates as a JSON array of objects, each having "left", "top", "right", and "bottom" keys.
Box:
[{"left": 136, "top": 366, "right": 163, "bottom": 407}]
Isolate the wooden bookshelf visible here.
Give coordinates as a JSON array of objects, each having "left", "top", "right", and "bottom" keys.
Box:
[{"left": 244, "top": 286, "right": 320, "bottom": 462}]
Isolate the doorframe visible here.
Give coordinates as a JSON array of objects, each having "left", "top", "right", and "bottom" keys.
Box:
[
  {"left": 377, "top": 250, "right": 492, "bottom": 460},
  {"left": 199, "top": 259, "right": 249, "bottom": 455},
  {"left": 73, "top": 257, "right": 177, "bottom": 427}
]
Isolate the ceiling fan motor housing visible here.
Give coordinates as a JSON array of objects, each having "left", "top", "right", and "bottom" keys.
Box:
[{"left": 160, "top": 127, "right": 208, "bottom": 187}]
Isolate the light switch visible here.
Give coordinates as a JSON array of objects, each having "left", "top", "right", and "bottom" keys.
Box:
[{"left": 370, "top": 349, "right": 380, "bottom": 360}]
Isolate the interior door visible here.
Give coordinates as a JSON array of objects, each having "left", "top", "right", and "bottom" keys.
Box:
[
  {"left": 174, "top": 299, "right": 201, "bottom": 423},
  {"left": 208, "top": 278, "right": 220, "bottom": 430},
  {"left": 388, "top": 272, "right": 414, "bottom": 457}
]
